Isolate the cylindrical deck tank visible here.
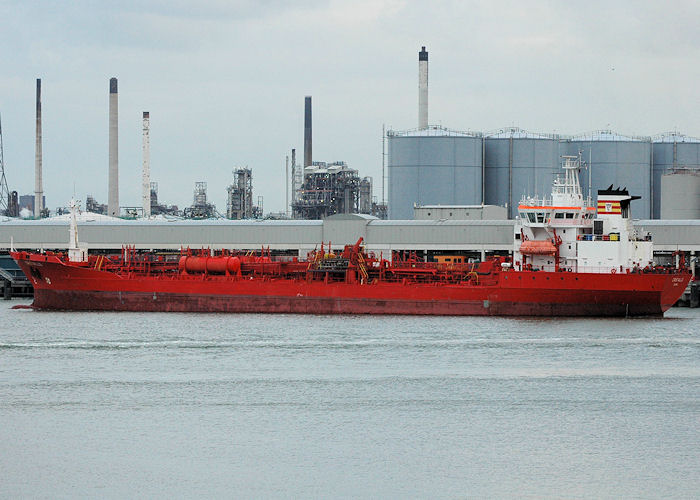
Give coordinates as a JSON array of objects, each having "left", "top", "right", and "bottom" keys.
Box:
[
  {"left": 660, "top": 168, "right": 700, "bottom": 219},
  {"left": 179, "top": 256, "right": 241, "bottom": 274},
  {"left": 562, "top": 132, "right": 652, "bottom": 219},
  {"left": 484, "top": 128, "right": 560, "bottom": 218},
  {"left": 387, "top": 127, "right": 483, "bottom": 219},
  {"left": 652, "top": 134, "right": 700, "bottom": 218}
]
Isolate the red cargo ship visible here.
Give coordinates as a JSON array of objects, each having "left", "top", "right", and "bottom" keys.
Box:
[{"left": 10, "top": 157, "right": 691, "bottom": 316}]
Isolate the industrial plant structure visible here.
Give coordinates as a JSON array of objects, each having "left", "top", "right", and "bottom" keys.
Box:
[
  {"left": 226, "top": 168, "right": 254, "bottom": 220},
  {"left": 3, "top": 49, "right": 698, "bottom": 226},
  {"left": 389, "top": 127, "right": 700, "bottom": 221},
  {"left": 149, "top": 183, "right": 179, "bottom": 216},
  {"left": 661, "top": 168, "right": 700, "bottom": 219},
  {"left": 85, "top": 195, "right": 107, "bottom": 215},
  {"left": 141, "top": 111, "right": 151, "bottom": 218},
  {"left": 18, "top": 194, "right": 45, "bottom": 217},
  {"left": 0, "top": 114, "right": 12, "bottom": 216},
  {"left": 183, "top": 182, "right": 216, "bottom": 219},
  {"left": 652, "top": 133, "right": 700, "bottom": 218},
  {"left": 108, "top": 78, "right": 119, "bottom": 218},
  {"left": 292, "top": 162, "right": 370, "bottom": 219},
  {"left": 484, "top": 128, "right": 559, "bottom": 219},
  {"left": 562, "top": 132, "right": 652, "bottom": 219},
  {"left": 288, "top": 94, "right": 378, "bottom": 220},
  {"left": 387, "top": 127, "right": 483, "bottom": 219},
  {"left": 386, "top": 46, "right": 700, "bottom": 221},
  {"left": 34, "top": 79, "right": 44, "bottom": 217}
]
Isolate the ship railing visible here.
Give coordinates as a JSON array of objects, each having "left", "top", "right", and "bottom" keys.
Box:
[{"left": 513, "top": 264, "right": 687, "bottom": 274}]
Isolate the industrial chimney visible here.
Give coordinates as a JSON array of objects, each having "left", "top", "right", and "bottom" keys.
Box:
[
  {"left": 142, "top": 111, "right": 150, "bottom": 218},
  {"left": 304, "top": 96, "right": 312, "bottom": 167},
  {"left": 418, "top": 46, "right": 428, "bottom": 129},
  {"left": 108, "top": 77, "right": 119, "bottom": 217},
  {"left": 34, "top": 78, "right": 43, "bottom": 217}
]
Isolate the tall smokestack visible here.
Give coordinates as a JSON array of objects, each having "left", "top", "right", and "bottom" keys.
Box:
[
  {"left": 291, "top": 148, "right": 297, "bottom": 204},
  {"left": 34, "top": 78, "right": 43, "bottom": 217},
  {"left": 304, "top": 96, "right": 312, "bottom": 167},
  {"left": 142, "top": 111, "right": 150, "bottom": 218},
  {"left": 108, "top": 77, "right": 119, "bottom": 217},
  {"left": 418, "top": 46, "right": 428, "bottom": 129}
]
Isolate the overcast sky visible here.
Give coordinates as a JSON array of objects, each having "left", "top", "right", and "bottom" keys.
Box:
[{"left": 1, "top": 0, "right": 699, "bottom": 214}]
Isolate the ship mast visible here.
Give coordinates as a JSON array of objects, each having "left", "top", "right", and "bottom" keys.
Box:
[
  {"left": 68, "top": 198, "right": 88, "bottom": 262},
  {"left": 551, "top": 155, "right": 585, "bottom": 207}
]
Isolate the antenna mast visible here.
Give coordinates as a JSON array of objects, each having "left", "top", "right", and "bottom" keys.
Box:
[{"left": 0, "top": 114, "right": 10, "bottom": 215}]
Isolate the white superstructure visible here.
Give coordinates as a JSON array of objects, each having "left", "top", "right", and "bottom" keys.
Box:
[{"left": 514, "top": 155, "right": 653, "bottom": 273}]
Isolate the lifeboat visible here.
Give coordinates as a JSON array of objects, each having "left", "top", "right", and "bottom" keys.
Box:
[{"left": 519, "top": 240, "right": 557, "bottom": 255}]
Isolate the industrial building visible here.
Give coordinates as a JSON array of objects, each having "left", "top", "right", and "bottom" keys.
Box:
[
  {"left": 1, "top": 216, "right": 698, "bottom": 262},
  {"left": 414, "top": 204, "right": 507, "bottom": 220}
]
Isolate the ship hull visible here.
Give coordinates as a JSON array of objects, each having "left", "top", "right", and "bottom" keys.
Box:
[
  {"left": 16, "top": 256, "right": 689, "bottom": 317},
  {"left": 31, "top": 288, "right": 664, "bottom": 317}
]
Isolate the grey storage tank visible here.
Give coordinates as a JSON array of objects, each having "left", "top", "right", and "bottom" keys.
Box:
[
  {"left": 484, "top": 128, "right": 560, "bottom": 218},
  {"left": 652, "top": 133, "right": 700, "bottom": 218},
  {"left": 660, "top": 168, "right": 700, "bottom": 219},
  {"left": 387, "top": 126, "right": 483, "bottom": 219},
  {"left": 562, "top": 131, "right": 652, "bottom": 219}
]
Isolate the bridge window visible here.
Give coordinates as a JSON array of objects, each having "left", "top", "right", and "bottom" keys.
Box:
[
  {"left": 565, "top": 213, "right": 574, "bottom": 219},
  {"left": 555, "top": 213, "right": 564, "bottom": 219}
]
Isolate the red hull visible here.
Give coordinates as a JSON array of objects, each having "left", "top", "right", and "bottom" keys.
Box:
[{"left": 13, "top": 253, "right": 691, "bottom": 317}]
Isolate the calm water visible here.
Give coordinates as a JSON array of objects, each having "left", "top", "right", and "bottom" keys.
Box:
[{"left": 1, "top": 300, "right": 699, "bottom": 499}]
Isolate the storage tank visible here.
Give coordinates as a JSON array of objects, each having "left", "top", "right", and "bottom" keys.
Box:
[
  {"left": 562, "top": 131, "right": 652, "bottom": 219},
  {"left": 387, "top": 126, "right": 483, "bottom": 219},
  {"left": 484, "top": 128, "right": 560, "bottom": 218},
  {"left": 652, "top": 133, "right": 700, "bottom": 218},
  {"left": 660, "top": 168, "right": 700, "bottom": 219}
]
